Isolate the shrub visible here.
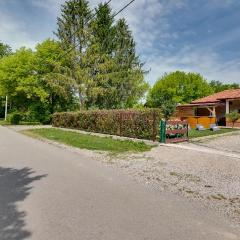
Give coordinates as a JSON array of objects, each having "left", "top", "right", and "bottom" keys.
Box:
[
  {"left": 53, "top": 109, "right": 162, "bottom": 140},
  {"left": 8, "top": 112, "right": 22, "bottom": 125},
  {"left": 25, "top": 104, "right": 52, "bottom": 124},
  {"left": 226, "top": 111, "right": 240, "bottom": 128}
]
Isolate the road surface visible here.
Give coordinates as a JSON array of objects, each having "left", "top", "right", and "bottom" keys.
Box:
[{"left": 0, "top": 126, "right": 239, "bottom": 240}]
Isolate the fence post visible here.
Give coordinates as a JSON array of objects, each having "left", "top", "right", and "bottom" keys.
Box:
[
  {"left": 119, "top": 112, "right": 123, "bottom": 136},
  {"left": 152, "top": 111, "right": 156, "bottom": 141},
  {"left": 159, "top": 119, "right": 166, "bottom": 143}
]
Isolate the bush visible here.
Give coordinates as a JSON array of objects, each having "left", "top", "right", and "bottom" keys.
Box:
[
  {"left": 53, "top": 109, "right": 162, "bottom": 140},
  {"left": 8, "top": 112, "right": 22, "bottom": 125},
  {"left": 226, "top": 111, "right": 240, "bottom": 128},
  {"left": 25, "top": 104, "right": 52, "bottom": 124}
]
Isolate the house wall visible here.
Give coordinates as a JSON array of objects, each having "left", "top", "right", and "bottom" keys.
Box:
[
  {"left": 177, "top": 106, "right": 216, "bottom": 128},
  {"left": 175, "top": 107, "right": 195, "bottom": 118},
  {"left": 181, "top": 117, "right": 216, "bottom": 129}
]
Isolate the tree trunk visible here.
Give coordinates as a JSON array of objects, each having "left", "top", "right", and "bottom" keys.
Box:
[{"left": 79, "top": 90, "right": 84, "bottom": 111}]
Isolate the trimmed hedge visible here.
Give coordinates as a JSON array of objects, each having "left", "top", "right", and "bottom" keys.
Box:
[{"left": 53, "top": 109, "right": 162, "bottom": 140}]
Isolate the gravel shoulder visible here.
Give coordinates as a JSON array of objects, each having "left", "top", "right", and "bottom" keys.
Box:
[
  {"left": 103, "top": 143, "right": 240, "bottom": 226},
  {"left": 192, "top": 132, "right": 240, "bottom": 154}
]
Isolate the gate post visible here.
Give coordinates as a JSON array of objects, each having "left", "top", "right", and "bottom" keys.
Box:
[{"left": 159, "top": 119, "right": 166, "bottom": 143}]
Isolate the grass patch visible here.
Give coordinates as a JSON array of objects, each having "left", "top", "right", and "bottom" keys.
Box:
[
  {"left": 188, "top": 128, "right": 240, "bottom": 139},
  {"left": 0, "top": 120, "right": 40, "bottom": 126},
  {"left": 0, "top": 120, "right": 9, "bottom": 125},
  {"left": 23, "top": 128, "right": 155, "bottom": 153}
]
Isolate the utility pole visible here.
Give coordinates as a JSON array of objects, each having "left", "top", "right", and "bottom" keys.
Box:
[{"left": 4, "top": 95, "right": 8, "bottom": 121}]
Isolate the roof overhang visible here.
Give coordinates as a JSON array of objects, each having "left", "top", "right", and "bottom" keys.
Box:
[
  {"left": 219, "top": 97, "right": 240, "bottom": 101},
  {"left": 177, "top": 102, "right": 222, "bottom": 108}
]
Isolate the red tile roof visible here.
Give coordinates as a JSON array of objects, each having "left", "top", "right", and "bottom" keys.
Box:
[{"left": 192, "top": 89, "right": 240, "bottom": 104}]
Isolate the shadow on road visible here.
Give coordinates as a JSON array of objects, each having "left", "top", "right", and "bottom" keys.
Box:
[{"left": 0, "top": 167, "right": 47, "bottom": 240}]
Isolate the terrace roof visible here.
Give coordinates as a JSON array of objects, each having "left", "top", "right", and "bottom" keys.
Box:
[{"left": 192, "top": 89, "right": 240, "bottom": 104}]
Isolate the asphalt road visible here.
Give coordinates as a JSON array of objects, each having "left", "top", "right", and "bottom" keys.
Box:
[{"left": 0, "top": 126, "right": 239, "bottom": 240}]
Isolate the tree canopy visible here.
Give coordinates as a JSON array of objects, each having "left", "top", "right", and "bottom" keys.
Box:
[
  {"left": 210, "top": 80, "right": 239, "bottom": 93},
  {"left": 0, "top": 40, "right": 78, "bottom": 122},
  {"left": 0, "top": 42, "right": 12, "bottom": 58},
  {"left": 55, "top": 0, "right": 148, "bottom": 109},
  {"left": 147, "top": 71, "right": 213, "bottom": 108}
]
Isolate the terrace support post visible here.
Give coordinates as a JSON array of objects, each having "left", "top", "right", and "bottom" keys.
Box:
[
  {"left": 213, "top": 107, "right": 216, "bottom": 117},
  {"left": 226, "top": 100, "right": 230, "bottom": 114},
  {"left": 152, "top": 111, "right": 156, "bottom": 142},
  {"left": 119, "top": 112, "right": 123, "bottom": 136}
]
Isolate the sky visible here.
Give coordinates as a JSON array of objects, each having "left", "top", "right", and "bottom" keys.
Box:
[{"left": 0, "top": 0, "right": 239, "bottom": 85}]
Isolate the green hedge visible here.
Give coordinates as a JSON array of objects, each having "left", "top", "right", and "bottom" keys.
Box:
[{"left": 53, "top": 109, "right": 162, "bottom": 140}]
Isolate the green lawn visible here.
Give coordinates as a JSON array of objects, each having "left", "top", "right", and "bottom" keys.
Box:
[
  {"left": 188, "top": 128, "right": 240, "bottom": 139},
  {"left": 23, "top": 128, "right": 155, "bottom": 153}
]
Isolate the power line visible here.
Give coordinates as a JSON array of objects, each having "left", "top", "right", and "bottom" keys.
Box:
[{"left": 113, "top": 0, "right": 135, "bottom": 18}]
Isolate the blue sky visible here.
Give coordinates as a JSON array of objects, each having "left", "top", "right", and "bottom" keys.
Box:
[{"left": 0, "top": 0, "right": 239, "bottom": 85}]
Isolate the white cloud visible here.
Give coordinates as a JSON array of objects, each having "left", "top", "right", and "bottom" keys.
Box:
[
  {"left": 0, "top": 10, "right": 37, "bottom": 50},
  {"left": 145, "top": 46, "right": 240, "bottom": 85},
  {"left": 31, "top": 0, "right": 65, "bottom": 15}
]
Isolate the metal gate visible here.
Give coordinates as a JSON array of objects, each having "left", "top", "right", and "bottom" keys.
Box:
[{"left": 160, "top": 120, "right": 188, "bottom": 143}]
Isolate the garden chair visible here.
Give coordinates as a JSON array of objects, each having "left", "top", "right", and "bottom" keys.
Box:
[
  {"left": 210, "top": 124, "right": 220, "bottom": 131},
  {"left": 196, "top": 124, "right": 205, "bottom": 131}
]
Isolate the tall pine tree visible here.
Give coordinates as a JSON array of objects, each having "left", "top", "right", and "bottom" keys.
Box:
[
  {"left": 55, "top": 0, "right": 92, "bottom": 109},
  {"left": 55, "top": 0, "right": 148, "bottom": 109}
]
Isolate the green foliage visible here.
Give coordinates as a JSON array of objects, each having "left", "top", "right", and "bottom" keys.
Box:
[
  {"left": 8, "top": 112, "right": 22, "bottom": 125},
  {"left": 161, "top": 100, "right": 177, "bottom": 120},
  {"left": 210, "top": 80, "right": 239, "bottom": 93},
  {"left": 25, "top": 128, "right": 154, "bottom": 153},
  {"left": 226, "top": 111, "right": 240, "bottom": 127},
  {"left": 35, "top": 39, "right": 78, "bottom": 113},
  {"left": 53, "top": 109, "right": 162, "bottom": 140},
  {"left": 0, "top": 40, "right": 78, "bottom": 123},
  {"left": 0, "top": 42, "right": 12, "bottom": 58},
  {"left": 147, "top": 71, "right": 213, "bottom": 107},
  {"left": 0, "top": 48, "right": 50, "bottom": 123},
  {"left": 55, "top": 0, "right": 147, "bottom": 109},
  {"left": 0, "top": 48, "right": 48, "bottom": 103},
  {"left": 0, "top": 3, "right": 147, "bottom": 120}
]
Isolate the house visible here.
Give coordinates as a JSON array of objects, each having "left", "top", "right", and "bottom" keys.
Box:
[{"left": 177, "top": 89, "right": 240, "bottom": 128}]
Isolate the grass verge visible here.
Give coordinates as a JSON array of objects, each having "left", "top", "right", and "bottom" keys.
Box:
[
  {"left": 0, "top": 121, "right": 40, "bottom": 126},
  {"left": 23, "top": 128, "right": 155, "bottom": 153},
  {"left": 189, "top": 128, "right": 240, "bottom": 139},
  {"left": 0, "top": 120, "right": 9, "bottom": 125}
]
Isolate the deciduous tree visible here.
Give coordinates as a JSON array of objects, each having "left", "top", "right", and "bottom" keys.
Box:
[{"left": 147, "top": 71, "right": 213, "bottom": 108}]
